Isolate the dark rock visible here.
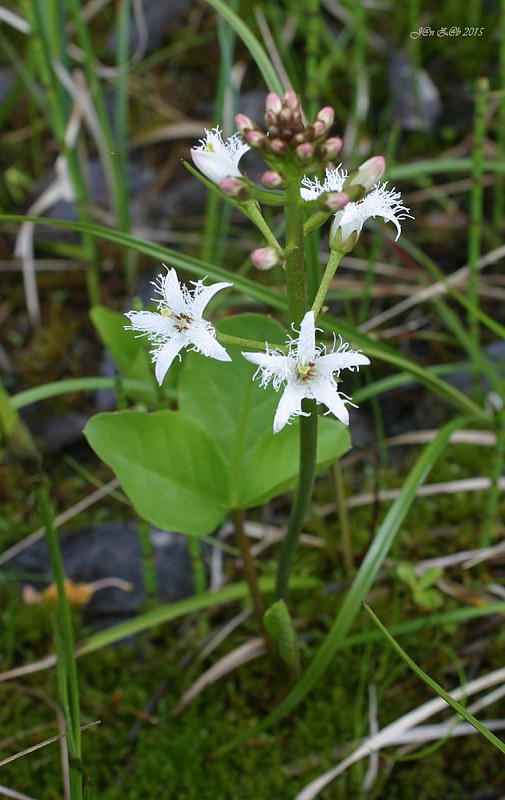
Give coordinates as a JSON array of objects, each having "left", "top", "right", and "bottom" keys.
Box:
[
  {"left": 5, "top": 521, "right": 197, "bottom": 625},
  {"left": 388, "top": 52, "right": 442, "bottom": 132},
  {"left": 26, "top": 410, "right": 90, "bottom": 452}
]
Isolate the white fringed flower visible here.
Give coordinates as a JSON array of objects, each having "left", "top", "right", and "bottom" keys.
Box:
[
  {"left": 191, "top": 127, "right": 250, "bottom": 184},
  {"left": 300, "top": 165, "right": 348, "bottom": 201},
  {"left": 125, "top": 267, "right": 232, "bottom": 385},
  {"left": 242, "top": 311, "right": 370, "bottom": 433},
  {"left": 330, "top": 182, "right": 412, "bottom": 242},
  {"left": 301, "top": 166, "right": 412, "bottom": 242}
]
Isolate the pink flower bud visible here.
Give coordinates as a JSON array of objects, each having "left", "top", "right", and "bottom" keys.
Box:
[
  {"left": 324, "top": 192, "right": 349, "bottom": 212},
  {"left": 235, "top": 113, "right": 255, "bottom": 133},
  {"left": 245, "top": 130, "right": 267, "bottom": 148},
  {"left": 269, "top": 138, "right": 289, "bottom": 154},
  {"left": 318, "top": 136, "right": 343, "bottom": 161},
  {"left": 219, "top": 176, "right": 251, "bottom": 199},
  {"left": 261, "top": 170, "right": 285, "bottom": 189},
  {"left": 283, "top": 91, "right": 300, "bottom": 111},
  {"left": 264, "top": 110, "right": 278, "bottom": 129},
  {"left": 346, "top": 156, "right": 386, "bottom": 192},
  {"left": 295, "top": 142, "right": 314, "bottom": 161},
  {"left": 315, "top": 106, "right": 335, "bottom": 129},
  {"left": 279, "top": 108, "right": 293, "bottom": 126},
  {"left": 251, "top": 246, "right": 282, "bottom": 270},
  {"left": 265, "top": 92, "right": 282, "bottom": 115},
  {"left": 311, "top": 119, "right": 327, "bottom": 138}
]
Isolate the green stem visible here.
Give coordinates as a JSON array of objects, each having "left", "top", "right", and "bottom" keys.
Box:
[
  {"left": 468, "top": 76, "right": 487, "bottom": 353},
  {"left": 284, "top": 181, "right": 307, "bottom": 325},
  {"left": 273, "top": 179, "right": 320, "bottom": 601},
  {"left": 275, "top": 401, "right": 318, "bottom": 600},
  {"left": 217, "top": 332, "right": 280, "bottom": 351},
  {"left": 138, "top": 519, "right": 157, "bottom": 599},
  {"left": 231, "top": 509, "right": 266, "bottom": 625},
  {"left": 480, "top": 408, "right": 505, "bottom": 547},
  {"left": 187, "top": 536, "right": 209, "bottom": 638},
  {"left": 35, "top": 476, "right": 82, "bottom": 800},
  {"left": 241, "top": 200, "right": 284, "bottom": 251},
  {"left": 493, "top": 0, "right": 505, "bottom": 231},
  {"left": 311, "top": 248, "right": 345, "bottom": 320}
]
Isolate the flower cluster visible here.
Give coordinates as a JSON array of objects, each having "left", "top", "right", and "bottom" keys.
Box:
[
  {"left": 125, "top": 93, "right": 413, "bottom": 433},
  {"left": 125, "top": 268, "right": 370, "bottom": 433},
  {"left": 235, "top": 91, "right": 343, "bottom": 179},
  {"left": 189, "top": 94, "right": 411, "bottom": 256}
]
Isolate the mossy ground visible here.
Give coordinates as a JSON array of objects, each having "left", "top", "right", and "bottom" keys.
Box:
[{"left": 1, "top": 438, "right": 504, "bottom": 799}]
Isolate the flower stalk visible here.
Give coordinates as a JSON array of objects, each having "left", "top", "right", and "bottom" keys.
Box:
[
  {"left": 311, "top": 248, "right": 346, "bottom": 321},
  {"left": 231, "top": 509, "right": 266, "bottom": 624},
  {"left": 284, "top": 179, "right": 308, "bottom": 327},
  {"left": 275, "top": 400, "right": 318, "bottom": 600}
]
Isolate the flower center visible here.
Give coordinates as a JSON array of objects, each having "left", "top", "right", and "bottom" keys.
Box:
[
  {"left": 296, "top": 361, "right": 316, "bottom": 383},
  {"left": 161, "top": 308, "right": 193, "bottom": 332}
]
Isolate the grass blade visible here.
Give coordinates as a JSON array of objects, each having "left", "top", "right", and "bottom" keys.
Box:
[
  {"left": 363, "top": 602, "right": 505, "bottom": 754},
  {"left": 205, "top": 0, "right": 284, "bottom": 94}
]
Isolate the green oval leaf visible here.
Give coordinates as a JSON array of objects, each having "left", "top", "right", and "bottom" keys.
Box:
[{"left": 84, "top": 410, "right": 229, "bottom": 535}]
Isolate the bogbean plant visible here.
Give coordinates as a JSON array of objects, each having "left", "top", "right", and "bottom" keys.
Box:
[{"left": 86, "top": 91, "right": 411, "bottom": 656}]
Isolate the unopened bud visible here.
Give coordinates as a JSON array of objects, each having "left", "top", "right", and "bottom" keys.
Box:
[
  {"left": 264, "top": 110, "right": 278, "bottom": 129},
  {"left": 245, "top": 130, "right": 267, "bottom": 148},
  {"left": 345, "top": 156, "right": 386, "bottom": 192},
  {"left": 251, "top": 246, "right": 283, "bottom": 270},
  {"left": 235, "top": 113, "right": 256, "bottom": 134},
  {"left": 315, "top": 106, "right": 335, "bottom": 130},
  {"left": 295, "top": 142, "right": 314, "bottom": 162},
  {"left": 283, "top": 91, "right": 300, "bottom": 111},
  {"left": 324, "top": 191, "right": 349, "bottom": 212},
  {"left": 318, "top": 136, "right": 343, "bottom": 161},
  {"left": 219, "top": 176, "right": 252, "bottom": 200},
  {"left": 265, "top": 92, "right": 282, "bottom": 115},
  {"left": 261, "top": 170, "right": 285, "bottom": 189},
  {"left": 269, "top": 138, "right": 289, "bottom": 155},
  {"left": 278, "top": 108, "right": 293, "bottom": 126},
  {"left": 311, "top": 120, "right": 328, "bottom": 139}
]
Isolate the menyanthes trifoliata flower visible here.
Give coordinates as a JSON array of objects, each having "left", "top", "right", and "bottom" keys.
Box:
[
  {"left": 330, "top": 181, "right": 412, "bottom": 246},
  {"left": 125, "top": 266, "right": 232, "bottom": 385},
  {"left": 300, "top": 165, "right": 348, "bottom": 201},
  {"left": 191, "top": 127, "right": 250, "bottom": 184},
  {"left": 301, "top": 166, "right": 412, "bottom": 250},
  {"left": 242, "top": 310, "right": 370, "bottom": 433}
]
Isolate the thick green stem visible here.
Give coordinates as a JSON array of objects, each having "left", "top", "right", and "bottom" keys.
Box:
[
  {"left": 35, "top": 477, "right": 82, "bottom": 800},
  {"left": 284, "top": 181, "right": 307, "bottom": 325},
  {"left": 275, "top": 401, "right": 318, "bottom": 600},
  {"left": 311, "top": 248, "right": 345, "bottom": 320}
]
